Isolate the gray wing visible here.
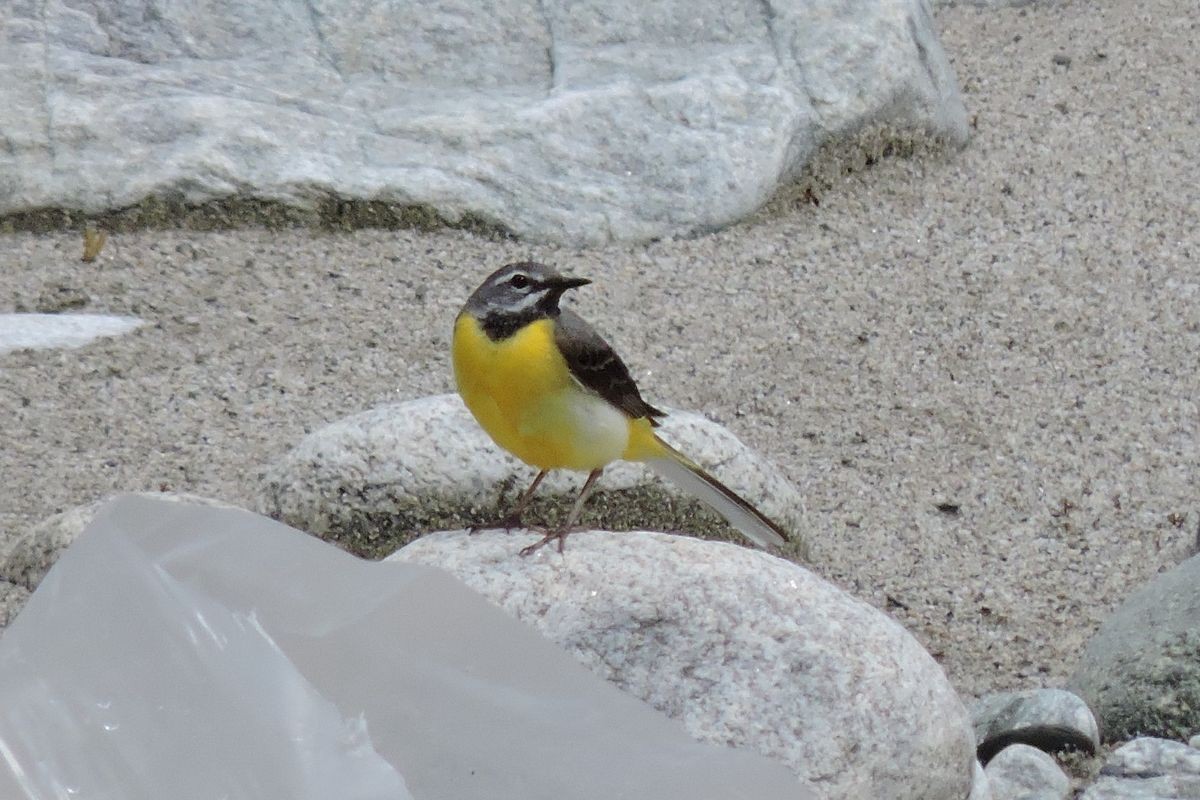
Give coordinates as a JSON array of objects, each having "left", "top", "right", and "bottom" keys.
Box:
[{"left": 554, "top": 308, "right": 666, "bottom": 425}]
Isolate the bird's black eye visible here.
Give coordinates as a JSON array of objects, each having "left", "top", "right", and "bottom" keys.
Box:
[{"left": 509, "top": 273, "right": 531, "bottom": 289}]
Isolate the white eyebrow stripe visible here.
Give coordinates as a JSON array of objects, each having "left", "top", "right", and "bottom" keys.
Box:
[{"left": 500, "top": 287, "right": 550, "bottom": 313}]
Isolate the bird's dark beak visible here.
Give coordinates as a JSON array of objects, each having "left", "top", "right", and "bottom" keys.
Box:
[{"left": 549, "top": 275, "right": 591, "bottom": 291}]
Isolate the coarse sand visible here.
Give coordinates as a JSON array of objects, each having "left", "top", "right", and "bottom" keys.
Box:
[{"left": 1, "top": 0, "right": 1197, "bottom": 699}]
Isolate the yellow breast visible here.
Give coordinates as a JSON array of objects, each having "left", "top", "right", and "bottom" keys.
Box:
[{"left": 452, "top": 313, "right": 636, "bottom": 471}]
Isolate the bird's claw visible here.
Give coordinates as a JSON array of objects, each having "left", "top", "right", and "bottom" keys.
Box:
[{"left": 518, "top": 526, "right": 586, "bottom": 557}]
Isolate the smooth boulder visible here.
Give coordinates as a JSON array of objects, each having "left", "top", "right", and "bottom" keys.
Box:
[
  {"left": 983, "top": 744, "right": 1070, "bottom": 800},
  {"left": 256, "top": 394, "right": 808, "bottom": 559},
  {"left": 973, "top": 688, "right": 1100, "bottom": 763},
  {"left": 390, "top": 528, "right": 976, "bottom": 800},
  {"left": 1, "top": 0, "right": 966, "bottom": 244},
  {"left": 1069, "top": 553, "right": 1200, "bottom": 742}
]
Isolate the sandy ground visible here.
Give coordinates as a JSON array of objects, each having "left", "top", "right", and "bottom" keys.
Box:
[{"left": 2, "top": 0, "right": 1197, "bottom": 700}]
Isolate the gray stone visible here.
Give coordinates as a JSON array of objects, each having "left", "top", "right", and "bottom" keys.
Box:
[
  {"left": 1082, "top": 778, "right": 1200, "bottom": 800},
  {"left": 255, "top": 393, "right": 808, "bottom": 559},
  {"left": 0, "top": 314, "right": 144, "bottom": 355},
  {"left": 389, "top": 528, "right": 976, "bottom": 800},
  {"left": 1069, "top": 553, "right": 1200, "bottom": 742},
  {"left": 0, "top": 0, "right": 966, "bottom": 245},
  {"left": 1105, "top": 738, "right": 1200, "bottom": 778},
  {"left": 0, "top": 493, "right": 238, "bottom": 592},
  {"left": 974, "top": 689, "right": 1100, "bottom": 762},
  {"left": 1081, "top": 737, "right": 1200, "bottom": 800},
  {"left": 984, "top": 744, "right": 1070, "bottom": 800}
]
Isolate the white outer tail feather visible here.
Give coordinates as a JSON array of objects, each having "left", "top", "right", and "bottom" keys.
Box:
[{"left": 645, "top": 449, "right": 788, "bottom": 550}]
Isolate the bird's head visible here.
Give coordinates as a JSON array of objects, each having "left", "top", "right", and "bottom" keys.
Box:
[{"left": 464, "top": 261, "right": 591, "bottom": 319}]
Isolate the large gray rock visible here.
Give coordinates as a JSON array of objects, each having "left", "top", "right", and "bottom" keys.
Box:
[
  {"left": 1069, "top": 554, "right": 1200, "bottom": 742},
  {"left": 1, "top": 0, "right": 966, "bottom": 244},
  {"left": 256, "top": 393, "right": 808, "bottom": 559},
  {"left": 389, "top": 528, "right": 977, "bottom": 800}
]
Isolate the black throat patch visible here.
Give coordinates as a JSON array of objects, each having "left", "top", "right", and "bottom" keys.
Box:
[{"left": 480, "top": 308, "right": 551, "bottom": 341}]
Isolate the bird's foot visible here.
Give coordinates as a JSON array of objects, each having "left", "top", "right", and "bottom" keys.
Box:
[{"left": 518, "top": 526, "right": 587, "bottom": 557}]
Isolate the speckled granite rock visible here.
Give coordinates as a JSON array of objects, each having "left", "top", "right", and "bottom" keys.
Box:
[
  {"left": 1080, "top": 737, "right": 1200, "bottom": 799},
  {"left": 389, "top": 528, "right": 976, "bottom": 800},
  {"left": 256, "top": 394, "right": 807, "bottom": 559},
  {"left": 973, "top": 688, "right": 1099, "bottom": 762},
  {"left": 0, "top": 581, "right": 30, "bottom": 631},
  {"left": 984, "top": 744, "right": 1070, "bottom": 800}
]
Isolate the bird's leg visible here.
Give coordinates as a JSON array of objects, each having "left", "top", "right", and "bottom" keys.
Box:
[
  {"left": 470, "top": 470, "right": 548, "bottom": 533},
  {"left": 520, "top": 468, "right": 603, "bottom": 556}
]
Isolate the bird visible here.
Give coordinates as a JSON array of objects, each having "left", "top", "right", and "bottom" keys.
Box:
[{"left": 452, "top": 261, "right": 790, "bottom": 556}]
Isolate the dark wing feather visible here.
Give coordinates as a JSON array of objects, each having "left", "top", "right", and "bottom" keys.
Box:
[{"left": 554, "top": 309, "right": 666, "bottom": 425}]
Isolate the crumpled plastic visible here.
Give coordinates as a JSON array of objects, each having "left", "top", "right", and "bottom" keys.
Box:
[{"left": 0, "top": 495, "right": 805, "bottom": 799}]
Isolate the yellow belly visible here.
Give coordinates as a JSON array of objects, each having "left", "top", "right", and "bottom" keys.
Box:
[{"left": 453, "top": 314, "right": 649, "bottom": 471}]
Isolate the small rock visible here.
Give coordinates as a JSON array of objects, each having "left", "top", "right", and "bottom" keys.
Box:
[
  {"left": 256, "top": 394, "right": 807, "bottom": 559},
  {"left": 974, "top": 689, "right": 1100, "bottom": 763},
  {"left": 389, "top": 529, "right": 976, "bottom": 800},
  {"left": 984, "top": 744, "right": 1070, "bottom": 800},
  {"left": 1104, "top": 737, "right": 1200, "bottom": 777},
  {"left": 35, "top": 283, "right": 90, "bottom": 312},
  {"left": 0, "top": 313, "right": 144, "bottom": 355},
  {"left": 1081, "top": 737, "right": 1200, "bottom": 799},
  {"left": 1069, "top": 552, "right": 1200, "bottom": 741}
]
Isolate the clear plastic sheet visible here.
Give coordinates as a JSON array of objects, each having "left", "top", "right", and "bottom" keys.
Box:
[{"left": 0, "top": 496, "right": 805, "bottom": 799}]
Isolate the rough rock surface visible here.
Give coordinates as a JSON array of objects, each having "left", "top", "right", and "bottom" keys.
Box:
[
  {"left": 983, "top": 744, "right": 1070, "bottom": 800},
  {"left": 0, "top": 581, "right": 30, "bottom": 631},
  {"left": 0, "top": 0, "right": 966, "bottom": 244},
  {"left": 256, "top": 394, "right": 808, "bottom": 559},
  {"left": 1069, "top": 554, "right": 1200, "bottom": 742},
  {"left": 1080, "top": 737, "right": 1200, "bottom": 800},
  {"left": 973, "top": 688, "right": 1100, "bottom": 762},
  {"left": 390, "top": 528, "right": 976, "bottom": 800}
]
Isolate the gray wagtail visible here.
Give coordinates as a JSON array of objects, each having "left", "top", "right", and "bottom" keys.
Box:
[{"left": 453, "top": 261, "right": 790, "bottom": 555}]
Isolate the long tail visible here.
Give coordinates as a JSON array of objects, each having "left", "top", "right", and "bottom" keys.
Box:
[{"left": 644, "top": 436, "right": 789, "bottom": 550}]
